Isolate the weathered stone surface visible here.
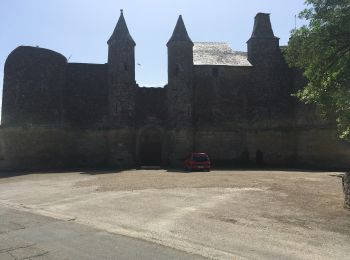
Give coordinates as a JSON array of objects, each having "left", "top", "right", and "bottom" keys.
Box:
[
  {"left": 64, "top": 63, "right": 108, "bottom": 127},
  {"left": 1, "top": 12, "right": 350, "bottom": 171},
  {"left": 2, "top": 46, "right": 66, "bottom": 126}
]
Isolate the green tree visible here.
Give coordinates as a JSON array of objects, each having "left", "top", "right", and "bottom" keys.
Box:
[{"left": 285, "top": 0, "right": 350, "bottom": 140}]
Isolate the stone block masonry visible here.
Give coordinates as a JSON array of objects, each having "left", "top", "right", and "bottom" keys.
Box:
[{"left": 1, "top": 11, "right": 350, "bottom": 171}]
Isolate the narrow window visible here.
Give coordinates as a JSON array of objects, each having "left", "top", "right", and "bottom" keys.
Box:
[{"left": 124, "top": 63, "right": 128, "bottom": 71}]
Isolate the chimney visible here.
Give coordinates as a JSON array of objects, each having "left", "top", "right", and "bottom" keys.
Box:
[
  {"left": 251, "top": 13, "right": 275, "bottom": 38},
  {"left": 247, "top": 13, "right": 281, "bottom": 66}
]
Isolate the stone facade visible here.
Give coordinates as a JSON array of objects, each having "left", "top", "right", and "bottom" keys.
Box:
[{"left": 1, "top": 12, "right": 350, "bottom": 171}]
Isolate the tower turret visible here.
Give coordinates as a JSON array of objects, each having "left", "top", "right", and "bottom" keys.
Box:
[
  {"left": 166, "top": 15, "right": 195, "bottom": 166},
  {"left": 107, "top": 10, "right": 136, "bottom": 123},
  {"left": 167, "top": 15, "right": 194, "bottom": 125},
  {"left": 247, "top": 13, "right": 282, "bottom": 67}
]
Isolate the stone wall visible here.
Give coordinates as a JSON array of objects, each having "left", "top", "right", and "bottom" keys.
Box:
[
  {"left": 2, "top": 9, "right": 350, "bottom": 171},
  {"left": 295, "top": 128, "right": 350, "bottom": 169},
  {"left": 166, "top": 128, "right": 195, "bottom": 166},
  {"left": 247, "top": 66, "right": 294, "bottom": 128},
  {"left": 107, "top": 127, "right": 136, "bottom": 167},
  {"left": 246, "top": 129, "right": 297, "bottom": 166},
  {"left": 193, "top": 66, "right": 251, "bottom": 126},
  {"left": 1, "top": 126, "right": 68, "bottom": 171},
  {"left": 195, "top": 129, "right": 246, "bottom": 165},
  {"left": 64, "top": 63, "right": 108, "bottom": 127},
  {"left": 136, "top": 87, "right": 166, "bottom": 125},
  {"left": 194, "top": 127, "right": 296, "bottom": 167},
  {"left": 1, "top": 46, "right": 67, "bottom": 126},
  {"left": 0, "top": 126, "right": 137, "bottom": 171}
]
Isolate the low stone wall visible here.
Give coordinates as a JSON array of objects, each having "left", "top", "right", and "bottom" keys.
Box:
[
  {"left": 0, "top": 126, "right": 136, "bottom": 171},
  {"left": 343, "top": 172, "right": 350, "bottom": 209},
  {"left": 195, "top": 127, "right": 350, "bottom": 169},
  {"left": 246, "top": 129, "right": 297, "bottom": 166},
  {"left": 195, "top": 129, "right": 245, "bottom": 165},
  {"left": 1, "top": 125, "right": 350, "bottom": 171},
  {"left": 296, "top": 128, "right": 350, "bottom": 169}
]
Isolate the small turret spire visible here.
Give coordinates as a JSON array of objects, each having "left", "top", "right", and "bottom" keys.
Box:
[
  {"left": 108, "top": 10, "right": 135, "bottom": 45},
  {"left": 167, "top": 15, "right": 193, "bottom": 46}
]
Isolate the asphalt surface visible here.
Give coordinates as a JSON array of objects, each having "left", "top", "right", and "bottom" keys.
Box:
[{"left": 0, "top": 206, "right": 206, "bottom": 260}]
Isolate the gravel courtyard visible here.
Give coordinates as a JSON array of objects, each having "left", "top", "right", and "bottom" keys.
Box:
[{"left": 0, "top": 169, "right": 349, "bottom": 260}]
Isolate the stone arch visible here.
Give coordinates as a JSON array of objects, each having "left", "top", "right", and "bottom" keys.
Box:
[{"left": 136, "top": 127, "right": 164, "bottom": 166}]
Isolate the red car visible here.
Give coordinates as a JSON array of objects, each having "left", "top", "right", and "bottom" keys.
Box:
[{"left": 184, "top": 153, "right": 211, "bottom": 172}]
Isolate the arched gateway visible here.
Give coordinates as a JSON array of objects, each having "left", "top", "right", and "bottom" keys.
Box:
[{"left": 137, "top": 127, "right": 163, "bottom": 166}]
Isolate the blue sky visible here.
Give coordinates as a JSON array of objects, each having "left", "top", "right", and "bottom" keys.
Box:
[{"left": 0, "top": 0, "right": 307, "bottom": 120}]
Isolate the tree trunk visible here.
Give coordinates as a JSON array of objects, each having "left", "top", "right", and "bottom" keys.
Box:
[{"left": 343, "top": 172, "right": 350, "bottom": 209}]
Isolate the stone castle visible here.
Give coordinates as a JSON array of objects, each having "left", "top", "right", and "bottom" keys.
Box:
[{"left": 1, "top": 11, "right": 350, "bottom": 170}]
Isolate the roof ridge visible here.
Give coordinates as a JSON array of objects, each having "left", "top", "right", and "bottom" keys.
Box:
[{"left": 194, "top": 42, "right": 228, "bottom": 44}]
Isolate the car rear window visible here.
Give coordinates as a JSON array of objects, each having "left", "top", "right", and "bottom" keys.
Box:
[{"left": 193, "top": 154, "right": 209, "bottom": 162}]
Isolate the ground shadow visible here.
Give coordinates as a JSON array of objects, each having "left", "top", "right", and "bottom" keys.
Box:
[
  {"left": 165, "top": 168, "right": 189, "bottom": 173},
  {"left": 166, "top": 165, "right": 349, "bottom": 174},
  {"left": 0, "top": 169, "right": 78, "bottom": 179},
  {"left": 1, "top": 165, "right": 348, "bottom": 179},
  {"left": 79, "top": 167, "right": 130, "bottom": 175},
  {"left": 0, "top": 166, "right": 131, "bottom": 179}
]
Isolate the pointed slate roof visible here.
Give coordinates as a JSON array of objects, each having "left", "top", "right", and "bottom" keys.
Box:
[
  {"left": 108, "top": 10, "right": 136, "bottom": 46},
  {"left": 167, "top": 15, "right": 193, "bottom": 46}
]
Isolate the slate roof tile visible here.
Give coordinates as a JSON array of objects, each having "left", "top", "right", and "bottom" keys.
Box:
[{"left": 193, "top": 42, "right": 251, "bottom": 66}]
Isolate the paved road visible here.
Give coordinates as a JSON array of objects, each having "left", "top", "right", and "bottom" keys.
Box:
[{"left": 0, "top": 206, "right": 206, "bottom": 260}]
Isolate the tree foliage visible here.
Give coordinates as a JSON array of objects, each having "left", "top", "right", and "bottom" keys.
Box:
[{"left": 285, "top": 0, "right": 350, "bottom": 139}]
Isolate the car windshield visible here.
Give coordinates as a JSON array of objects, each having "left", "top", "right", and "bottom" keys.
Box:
[{"left": 193, "top": 154, "right": 209, "bottom": 162}]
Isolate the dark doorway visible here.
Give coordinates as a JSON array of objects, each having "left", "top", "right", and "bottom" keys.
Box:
[{"left": 139, "top": 129, "right": 162, "bottom": 166}]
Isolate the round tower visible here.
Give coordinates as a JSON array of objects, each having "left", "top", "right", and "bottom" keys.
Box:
[{"left": 2, "top": 46, "right": 66, "bottom": 126}]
